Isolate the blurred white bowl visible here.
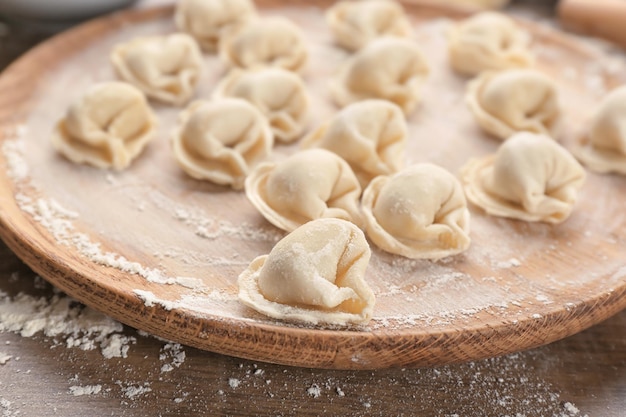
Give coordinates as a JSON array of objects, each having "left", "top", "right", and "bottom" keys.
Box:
[{"left": 0, "top": 0, "right": 137, "bottom": 21}]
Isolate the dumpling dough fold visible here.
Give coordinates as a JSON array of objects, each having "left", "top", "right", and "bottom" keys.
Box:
[
  {"left": 466, "top": 69, "right": 560, "bottom": 140},
  {"left": 361, "top": 163, "right": 471, "bottom": 260},
  {"left": 174, "top": 0, "right": 256, "bottom": 52},
  {"left": 301, "top": 99, "right": 407, "bottom": 187},
  {"left": 326, "top": 0, "right": 412, "bottom": 52},
  {"left": 172, "top": 98, "right": 273, "bottom": 190},
  {"left": 331, "top": 37, "right": 429, "bottom": 115},
  {"left": 448, "top": 12, "right": 533, "bottom": 76},
  {"left": 238, "top": 218, "right": 375, "bottom": 325},
  {"left": 51, "top": 81, "right": 156, "bottom": 170},
  {"left": 245, "top": 149, "right": 362, "bottom": 232},
  {"left": 574, "top": 85, "right": 626, "bottom": 174},
  {"left": 219, "top": 17, "right": 308, "bottom": 73},
  {"left": 111, "top": 33, "right": 203, "bottom": 106},
  {"left": 213, "top": 68, "right": 309, "bottom": 143},
  {"left": 461, "top": 132, "right": 586, "bottom": 223}
]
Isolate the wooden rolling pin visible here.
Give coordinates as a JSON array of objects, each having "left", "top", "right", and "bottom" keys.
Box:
[{"left": 558, "top": 0, "right": 626, "bottom": 48}]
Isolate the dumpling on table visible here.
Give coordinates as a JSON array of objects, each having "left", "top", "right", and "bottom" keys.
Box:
[
  {"left": 174, "top": 0, "right": 256, "bottom": 52},
  {"left": 466, "top": 68, "right": 560, "bottom": 140},
  {"left": 330, "top": 37, "right": 429, "bottom": 115},
  {"left": 110, "top": 33, "right": 203, "bottom": 106},
  {"left": 238, "top": 218, "right": 375, "bottom": 325},
  {"left": 245, "top": 149, "right": 362, "bottom": 232},
  {"left": 301, "top": 99, "right": 407, "bottom": 187},
  {"left": 219, "top": 17, "right": 308, "bottom": 73},
  {"left": 326, "top": 0, "right": 412, "bottom": 52},
  {"left": 171, "top": 98, "right": 273, "bottom": 190},
  {"left": 361, "top": 163, "right": 471, "bottom": 260},
  {"left": 51, "top": 81, "right": 156, "bottom": 170},
  {"left": 213, "top": 68, "right": 310, "bottom": 144},
  {"left": 461, "top": 132, "right": 586, "bottom": 224},
  {"left": 574, "top": 85, "right": 626, "bottom": 174},
  {"left": 448, "top": 12, "right": 534, "bottom": 76}
]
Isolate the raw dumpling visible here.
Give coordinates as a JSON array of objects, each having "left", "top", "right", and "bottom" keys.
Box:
[
  {"left": 331, "top": 37, "right": 429, "bottom": 115},
  {"left": 174, "top": 0, "right": 256, "bottom": 52},
  {"left": 461, "top": 132, "right": 586, "bottom": 224},
  {"left": 466, "top": 69, "right": 560, "bottom": 140},
  {"left": 172, "top": 98, "right": 273, "bottom": 190},
  {"left": 51, "top": 82, "right": 156, "bottom": 170},
  {"left": 361, "top": 163, "right": 471, "bottom": 260},
  {"left": 326, "top": 0, "right": 412, "bottom": 52},
  {"left": 213, "top": 68, "right": 310, "bottom": 143},
  {"left": 238, "top": 218, "right": 375, "bottom": 325},
  {"left": 110, "top": 33, "right": 203, "bottom": 106},
  {"left": 245, "top": 149, "right": 362, "bottom": 232},
  {"left": 448, "top": 12, "right": 533, "bottom": 76},
  {"left": 219, "top": 17, "right": 308, "bottom": 73},
  {"left": 301, "top": 100, "right": 407, "bottom": 187},
  {"left": 574, "top": 86, "right": 626, "bottom": 174}
]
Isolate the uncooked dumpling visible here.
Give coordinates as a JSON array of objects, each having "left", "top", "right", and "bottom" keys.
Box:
[
  {"left": 448, "top": 12, "right": 533, "bottom": 76},
  {"left": 301, "top": 100, "right": 407, "bottom": 187},
  {"left": 111, "top": 33, "right": 203, "bottom": 106},
  {"left": 219, "top": 17, "right": 308, "bottom": 73},
  {"left": 174, "top": 0, "right": 256, "bottom": 52},
  {"left": 213, "top": 68, "right": 310, "bottom": 143},
  {"left": 326, "top": 0, "right": 412, "bottom": 52},
  {"left": 466, "top": 69, "right": 560, "bottom": 140},
  {"left": 238, "top": 218, "right": 375, "bottom": 325},
  {"left": 361, "top": 163, "right": 471, "bottom": 260},
  {"left": 172, "top": 98, "right": 273, "bottom": 190},
  {"left": 331, "top": 37, "right": 429, "bottom": 115},
  {"left": 461, "top": 132, "right": 586, "bottom": 223},
  {"left": 245, "top": 149, "right": 362, "bottom": 232},
  {"left": 51, "top": 82, "right": 156, "bottom": 170},
  {"left": 574, "top": 86, "right": 626, "bottom": 174}
]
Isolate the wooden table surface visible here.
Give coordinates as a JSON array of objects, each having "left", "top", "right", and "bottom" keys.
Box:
[{"left": 0, "top": 1, "right": 625, "bottom": 416}]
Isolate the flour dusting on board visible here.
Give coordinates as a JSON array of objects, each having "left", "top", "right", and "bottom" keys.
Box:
[{"left": 1, "top": 3, "right": 625, "bottom": 342}]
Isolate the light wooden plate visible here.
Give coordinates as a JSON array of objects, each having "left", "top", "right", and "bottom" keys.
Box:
[{"left": 0, "top": 1, "right": 625, "bottom": 370}]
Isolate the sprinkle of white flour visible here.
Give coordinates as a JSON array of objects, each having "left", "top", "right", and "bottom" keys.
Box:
[
  {"left": 69, "top": 385, "right": 102, "bottom": 396},
  {"left": 307, "top": 384, "right": 321, "bottom": 398},
  {"left": 0, "top": 287, "right": 133, "bottom": 359},
  {"left": 0, "top": 352, "right": 11, "bottom": 365},
  {"left": 228, "top": 378, "right": 241, "bottom": 389}
]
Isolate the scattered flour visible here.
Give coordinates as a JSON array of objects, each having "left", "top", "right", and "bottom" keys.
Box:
[
  {"left": 159, "top": 343, "right": 186, "bottom": 373},
  {"left": 0, "top": 352, "right": 11, "bottom": 365},
  {"left": 69, "top": 385, "right": 102, "bottom": 396},
  {"left": 0, "top": 287, "right": 133, "bottom": 359},
  {"left": 307, "top": 384, "right": 321, "bottom": 398},
  {"left": 116, "top": 382, "right": 152, "bottom": 399},
  {"left": 228, "top": 378, "right": 241, "bottom": 389}
]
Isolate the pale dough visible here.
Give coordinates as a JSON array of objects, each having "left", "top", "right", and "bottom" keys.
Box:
[
  {"left": 110, "top": 33, "right": 203, "bottom": 106},
  {"left": 174, "top": 0, "right": 256, "bottom": 52},
  {"left": 448, "top": 12, "right": 533, "bottom": 76},
  {"left": 574, "top": 85, "right": 626, "bottom": 174},
  {"left": 466, "top": 68, "right": 560, "bottom": 140},
  {"left": 219, "top": 17, "right": 308, "bottom": 73},
  {"left": 51, "top": 81, "right": 156, "bottom": 170},
  {"left": 461, "top": 132, "right": 586, "bottom": 224},
  {"left": 301, "top": 99, "right": 407, "bottom": 187},
  {"left": 171, "top": 98, "right": 273, "bottom": 190},
  {"left": 330, "top": 37, "right": 429, "bottom": 115},
  {"left": 361, "top": 163, "right": 471, "bottom": 260},
  {"left": 326, "top": 0, "right": 412, "bottom": 52},
  {"left": 245, "top": 148, "right": 362, "bottom": 232},
  {"left": 213, "top": 68, "right": 310, "bottom": 144},
  {"left": 238, "top": 218, "right": 375, "bottom": 325}
]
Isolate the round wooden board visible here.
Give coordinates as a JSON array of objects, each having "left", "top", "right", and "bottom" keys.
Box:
[{"left": 0, "top": 1, "right": 625, "bottom": 370}]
